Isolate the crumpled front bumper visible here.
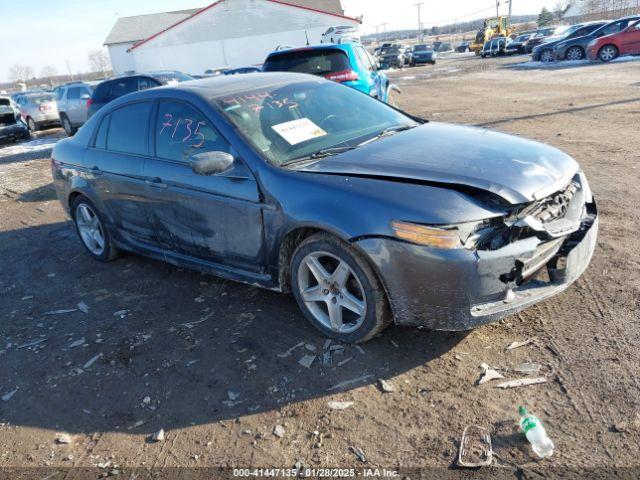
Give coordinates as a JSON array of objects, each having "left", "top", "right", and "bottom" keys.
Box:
[{"left": 355, "top": 208, "right": 598, "bottom": 331}]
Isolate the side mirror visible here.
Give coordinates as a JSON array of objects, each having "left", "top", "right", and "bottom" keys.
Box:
[{"left": 190, "top": 151, "right": 235, "bottom": 175}]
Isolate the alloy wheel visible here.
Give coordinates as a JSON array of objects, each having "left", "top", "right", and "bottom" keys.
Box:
[
  {"left": 296, "top": 251, "right": 366, "bottom": 334},
  {"left": 599, "top": 45, "right": 617, "bottom": 62},
  {"left": 75, "top": 204, "right": 106, "bottom": 255},
  {"left": 27, "top": 117, "right": 36, "bottom": 131},
  {"left": 541, "top": 50, "right": 553, "bottom": 62},
  {"left": 566, "top": 47, "right": 583, "bottom": 61}
]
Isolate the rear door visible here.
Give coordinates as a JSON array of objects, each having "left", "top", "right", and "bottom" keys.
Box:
[
  {"left": 66, "top": 87, "right": 83, "bottom": 124},
  {"left": 85, "top": 101, "right": 156, "bottom": 246},
  {"left": 143, "top": 99, "right": 264, "bottom": 272}
]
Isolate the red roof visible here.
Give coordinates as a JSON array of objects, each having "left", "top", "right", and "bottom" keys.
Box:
[{"left": 129, "top": 0, "right": 360, "bottom": 52}]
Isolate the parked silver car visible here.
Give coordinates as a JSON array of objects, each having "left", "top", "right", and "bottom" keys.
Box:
[
  {"left": 15, "top": 93, "right": 60, "bottom": 131},
  {"left": 56, "top": 82, "right": 95, "bottom": 136}
]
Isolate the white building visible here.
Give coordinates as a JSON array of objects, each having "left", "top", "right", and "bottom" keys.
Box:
[
  {"left": 103, "top": 0, "right": 359, "bottom": 75},
  {"left": 563, "top": 0, "right": 640, "bottom": 23}
]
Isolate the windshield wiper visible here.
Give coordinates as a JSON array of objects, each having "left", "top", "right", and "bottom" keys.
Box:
[
  {"left": 358, "top": 124, "right": 416, "bottom": 146},
  {"left": 282, "top": 146, "right": 357, "bottom": 167}
]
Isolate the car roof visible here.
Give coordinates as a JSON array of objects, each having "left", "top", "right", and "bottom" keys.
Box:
[{"left": 267, "top": 43, "right": 356, "bottom": 56}]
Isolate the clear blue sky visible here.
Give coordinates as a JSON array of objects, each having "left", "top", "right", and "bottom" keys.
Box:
[{"left": 0, "top": 0, "right": 557, "bottom": 82}]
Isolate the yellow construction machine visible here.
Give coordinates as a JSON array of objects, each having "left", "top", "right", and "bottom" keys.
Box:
[{"left": 470, "top": 16, "right": 515, "bottom": 55}]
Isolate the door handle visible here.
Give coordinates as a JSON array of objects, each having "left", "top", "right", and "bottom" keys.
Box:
[
  {"left": 91, "top": 166, "right": 103, "bottom": 176},
  {"left": 145, "top": 177, "right": 167, "bottom": 189}
]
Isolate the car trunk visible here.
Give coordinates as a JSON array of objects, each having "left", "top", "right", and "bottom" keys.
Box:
[{"left": 0, "top": 100, "right": 17, "bottom": 126}]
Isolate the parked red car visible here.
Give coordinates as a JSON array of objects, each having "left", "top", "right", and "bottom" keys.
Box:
[{"left": 587, "top": 19, "right": 640, "bottom": 61}]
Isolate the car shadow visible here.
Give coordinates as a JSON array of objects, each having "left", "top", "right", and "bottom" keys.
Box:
[
  {"left": 17, "top": 182, "right": 57, "bottom": 202},
  {"left": 0, "top": 221, "right": 466, "bottom": 435}
]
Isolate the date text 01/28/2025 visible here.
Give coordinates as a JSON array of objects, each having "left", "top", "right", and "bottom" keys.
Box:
[{"left": 232, "top": 468, "right": 399, "bottom": 477}]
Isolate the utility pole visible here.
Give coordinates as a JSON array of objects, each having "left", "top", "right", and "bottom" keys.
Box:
[
  {"left": 496, "top": 0, "right": 500, "bottom": 18},
  {"left": 66, "top": 59, "right": 73, "bottom": 81},
  {"left": 415, "top": 2, "right": 424, "bottom": 42},
  {"left": 381, "top": 22, "right": 388, "bottom": 41}
]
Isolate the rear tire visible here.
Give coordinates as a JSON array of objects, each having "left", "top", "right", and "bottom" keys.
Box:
[
  {"left": 290, "top": 233, "right": 391, "bottom": 343},
  {"left": 27, "top": 117, "right": 37, "bottom": 132},
  {"left": 71, "top": 196, "right": 118, "bottom": 262},
  {"left": 598, "top": 44, "right": 618, "bottom": 62},
  {"left": 565, "top": 46, "right": 584, "bottom": 61},
  {"left": 60, "top": 114, "right": 77, "bottom": 136}
]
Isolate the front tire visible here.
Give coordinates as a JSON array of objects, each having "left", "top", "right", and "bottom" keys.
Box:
[
  {"left": 71, "top": 196, "right": 118, "bottom": 262},
  {"left": 540, "top": 49, "right": 553, "bottom": 62},
  {"left": 598, "top": 45, "right": 618, "bottom": 62},
  {"left": 291, "top": 233, "right": 391, "bottom": 343}
]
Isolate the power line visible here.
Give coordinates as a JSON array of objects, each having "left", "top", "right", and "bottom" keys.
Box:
[{"left": 428, "top": 4, "right": 497, "bottom": 27}]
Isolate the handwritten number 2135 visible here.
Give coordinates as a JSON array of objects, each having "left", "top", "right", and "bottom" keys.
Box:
[{"left": 160, "top": 113, "right": 206, "bottom": 148}]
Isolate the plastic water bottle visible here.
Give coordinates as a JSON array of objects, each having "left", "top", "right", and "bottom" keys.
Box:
[{"left": 518, "top": 406, "right": 555, "bottom": 458}]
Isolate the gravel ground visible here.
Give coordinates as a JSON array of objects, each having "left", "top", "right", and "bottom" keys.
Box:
[{"left": 1, "top": 54, "right": 639, "bottom": 478}]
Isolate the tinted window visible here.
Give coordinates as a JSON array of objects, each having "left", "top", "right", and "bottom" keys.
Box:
[
  {"left": 94, "top": 114, "right": 110, "bottom": 149},
  {"left": 155, "top": 101, "right": 229, "bottom": 162},
  {"left": 110, "top": 77, "right": 137, "bottom": 98},
  {"left": 354, "top": 46, "right": 372, "bottom": 71},
  {"left": 93, "top": 82, "right": 111, "bottom": 101},
  {"left": 263, "top": 50, "right": 352, "bottom": 75},
  {"left": 106, "top": 102, "right": 152, "bottom": 155},
  {"left": 138, "top": 77, "right": 159, "bottom": 91},
  {"left": 67, "top": 87, "right": 81, "bottom": 100}
]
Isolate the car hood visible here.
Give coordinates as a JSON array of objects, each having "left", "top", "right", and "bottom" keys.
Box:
[{"left": 294, "top": 122, "right": 579, "bottom": 205}]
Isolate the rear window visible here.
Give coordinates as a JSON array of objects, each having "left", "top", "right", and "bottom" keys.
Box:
[
  {"left": 67, "top": 88, "right": 81, "bottom": 100},
  {"left": 110, "top": 78, "right": 138, "bottom": 98},
  {"left": 149, "top": 71, "right": 193, "bottom": 84},
  {"left": 263, "top": 49, "right": 352, "bottom": 76},
  {"left": 31, "top": 94, "right": 55, "bottom": 104},
  {"left": 92, "top": 82, "right": 111, "bottom": 101},
  {"left": 106, "top": 102, "right": 152, "bottom": 155}
]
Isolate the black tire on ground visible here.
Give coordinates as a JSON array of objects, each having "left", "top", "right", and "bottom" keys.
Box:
[
  {"left": 71, "top": 195, "right": 118, "bottom": 262},
  {"left": 60, "top": 114, "right": 77, "bottom": 136},
  {"left": 540, "top": 49, "right": 553, "bottom": 62},
  {"left": 290, "top": 233, "right": 392, "bottom": 343},
  {"left": 565, "top": 46, "right": 584, "bottom": 61},
  {"left": 598, "top": 44, "right": 618, "bottom": 62},
  {"left": 27, "top": 117, "right": 37, "bottom": 132}
]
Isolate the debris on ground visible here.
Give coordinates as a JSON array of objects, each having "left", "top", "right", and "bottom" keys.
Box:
[
  {"left": 377, "top": 378, "right": 395, "bottom": 393},
  {"left": 83, "top": 354, "right": 101, "bottom": 369},
  {"left": 337, "top": 357, "right": 352, "bottom": 367},
  {"left": 1, "top": 388, "right": 18, "bottom": 402},
  {"left": 55, "top": 433, "right": 72, "bottom": 444},
  {"left": 112, "top": 310, "right": 129, "bottom": 318},
  {"left": 227, "top": 391, "right": 240, "bottom": 401},
  {"left": 273, "top": 425, "right": 285, "bottom": 438},
  {"left": 496, "top": 377, "right": 547, "bottom": 389},
  {"left": 613, "top": 422, "right": 628, "bottom": 433},
  {"left": 323, "top": 339, "right": 332, "bottom": 350},
  {"left": 68, "top": 338, "right": 85, "bottom": 348},
  {"left": 506, "top": 339, "right": 534, "bottom": 351},
  {"left": 478, "top": 363, "right": 504, "bottom": 385},
  {"left": 327, "top": 401, "right": 354, "bottom": 410},
  {"left": 514, "top": 362, "right": 542, "bottom": 374},
  {"left": 17, "top": 338, "right": 47, "bottom": 349},
  {"left": 349, "top": 446, "right": 367, "bottom": 463},
  {"left": 44, "top": 308, "right": 77, "bottom": 315},
  {"left": 305, "top": 344, "right": 316, "bottom": 352},
  {"left": 277, "top": 341, "right": 304, "bottom": 358},
  {"left": 327, "top": 374, "right": 373, "bottom": 392},
  {"left": 77, "top": 301, "right": 89, "bottom": 314},
  {"left": 458, "top": 425, "right": 493, "bottom": 467},
  {"left": 355, "top": 345, "right": 365, "bottom": 355},
  {"left": 298, "top": 354, "right": 315, "bottom": 368},
  {"left": 151, "top": 429, "right": 165, "bottom": 442}
]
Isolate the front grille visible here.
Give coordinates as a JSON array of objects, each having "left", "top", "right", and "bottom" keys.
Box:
[{"left": 531, "top": 180, "right": 578, "bottom": 224}]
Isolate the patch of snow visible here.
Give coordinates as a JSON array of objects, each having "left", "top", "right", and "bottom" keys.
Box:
[{"left": 0, "top": 136, "right": 59, "bottom": 158}]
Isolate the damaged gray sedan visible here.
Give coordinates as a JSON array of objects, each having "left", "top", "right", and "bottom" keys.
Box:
[{"left": 51, "top": 73, "right": 597, "bottom": 343}]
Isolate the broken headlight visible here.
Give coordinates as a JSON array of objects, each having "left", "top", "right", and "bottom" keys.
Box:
[{"left": 390, "top": 219, "right": 501, "bottom": 250}]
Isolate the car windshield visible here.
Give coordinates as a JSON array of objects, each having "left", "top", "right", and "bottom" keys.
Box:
[
  {"left": 263, "top": 50, "right": 351, "bottom": 76},
  {"left": 213, "top": 79, "right": 417, "bottom": 166},
  {"left": 381, "top": 46, "right": 401, "bottom": 54},
  {"left": 30, "top": 94, "right": 55, "bottom": 104},
  {"left": 413, "top": 44, "right": 431, "bottom": 52},
  {"left": 150, "top": 71, "right": 193, "bottom": 84}
]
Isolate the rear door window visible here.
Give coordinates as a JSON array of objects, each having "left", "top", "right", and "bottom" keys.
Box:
[
  {"left": 106, "top": 102, "right": 152, "bottom": 155},
  {"left": 138, "top": 77, "right": 159, "bottom": 91},
  {"left": 155, "top": 101, "right": 229, "bottom": 162},
  {"left": 94, "top": 114, "right": 110, "bottom": 149},
  {"left": 109, "top": 77, "right": 138, "bottom": 98},
  {"left": 263, "top": 49, "right": 351, "bottom": 76},
  {"left": 67, "top": 88, "right": 81, "bottom": 100}
]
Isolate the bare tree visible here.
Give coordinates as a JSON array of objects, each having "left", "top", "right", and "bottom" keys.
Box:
[
  {"left": 87, "top": 49, "right": 111, "bottom": 75},
  {"left": 40, "top": 65, "right": 58, "bottom": 80},
  {"left": 8, "top": 64, "right": 35, "bottom": 82},
  {"left": 553, "top": 0, "right": 571, "bottom": 20}
]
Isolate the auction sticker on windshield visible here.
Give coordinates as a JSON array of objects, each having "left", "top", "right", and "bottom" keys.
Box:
[{"left": 271, "top": 118, "right": 327, "bottom": 145}]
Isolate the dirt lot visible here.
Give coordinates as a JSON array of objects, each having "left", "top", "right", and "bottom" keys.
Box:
[{"left": 1, "top": 54, "right": 639, "bottom": 478}]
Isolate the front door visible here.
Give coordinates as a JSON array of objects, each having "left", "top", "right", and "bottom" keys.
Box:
[
  {"left": 620, "top": 22, "right": 640, "bottom": 54},
  {"left": 143, "top": 99, "right": 264, "bottom": 273}
]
